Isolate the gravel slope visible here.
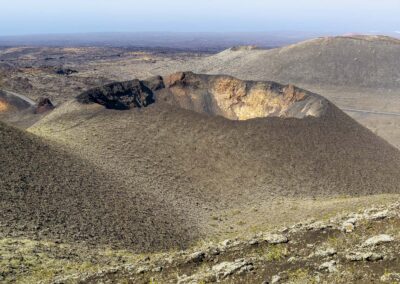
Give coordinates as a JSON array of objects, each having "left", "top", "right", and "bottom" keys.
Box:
[
  {"left": 0, "top": 121, "right": 199, "bottom": 251},
  {"left": 28, "top": 85, "right": 400, "bottom": 251}
]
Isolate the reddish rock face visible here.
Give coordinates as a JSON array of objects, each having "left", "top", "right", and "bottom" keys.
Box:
[
  {"left": 0, "top": 100, "right": 8, "bottom": 112},
  {"left": 35, "top": 97, "right": 55, "bottom": 114},
  {"left": 164, "top": 72, "right": 186, "bottom": 87},
  {"left": 160, "top": 72, "right": 329, "bottom": 120}
]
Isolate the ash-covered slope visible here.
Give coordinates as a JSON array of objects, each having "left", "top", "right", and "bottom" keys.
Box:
[
  {"left": 0, "top": 121, "right": 198, "bottom": 251},
  {"left": 194, "top": 35, "right": 400, "bottom": 89},
  {"left": 32, "top": 73, "right": 400, "bottom": 211}
]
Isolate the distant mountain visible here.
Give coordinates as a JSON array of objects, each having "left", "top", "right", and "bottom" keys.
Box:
[
  {"left": 0, "top": 31, "right": 321, "bottom": 51},
  {"left": 194, "top": 35, "right": 400, "bottom": 89}
]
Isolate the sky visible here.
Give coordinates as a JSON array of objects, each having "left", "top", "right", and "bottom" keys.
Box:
[{"left": 0, "top": 0, "right": 399, "bottom": 36}]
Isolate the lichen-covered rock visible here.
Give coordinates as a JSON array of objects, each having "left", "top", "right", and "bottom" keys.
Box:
[
  {"left": 362, "top": 235, "right": 394, "bottom": 247},
  {"left": 263, "top": 234, "right": 289, "bottom": 244},
  {"left": 367, "top": 210, "right": 389, "bottom": 220},
  {"left": 346, "top": 252, "right": 383, "bottom": 261},
  {"left": 177, "top": 272, "right": 216, "bottom": 284},
  {"left": 271, "top": 274, "right": 282, "bottom": 283},
  {"left": 187, "top": 251, "right": 206, "bottom": 263},
  {"left": 342, "top": 222, "right": 355, "bottom": 233},
  {"left": 314, "top": 247, "right": 337, "bottom": 257},
  {"left": 319, "top": 260, "right": 338, "bottom": 273},
  {"left": 381, "top": 272, "right": 400, "bottom": 282},
  {"left": 212, "top": 259, "right": 253, "bottom": 280},
  {"left": 306, "top": 221, "right": 330, "bottom": 231}
]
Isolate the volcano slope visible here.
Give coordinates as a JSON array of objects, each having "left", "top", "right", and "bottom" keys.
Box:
[
  {"left": 0, "top": 121, "right": 199, "bottom": 252},
  {"left": 190, "top": 35, "right": 400, "bottom": 149},
  {"left": 30, "top": 72, "right": 400, "bottom": 244},
  {"left": 0, "top": 90, "right": 54, "bottom": 128}
]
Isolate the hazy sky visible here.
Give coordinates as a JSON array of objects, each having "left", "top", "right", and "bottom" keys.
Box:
[{"left": 0, "top": 0, "right": 399, "bottom": 36}]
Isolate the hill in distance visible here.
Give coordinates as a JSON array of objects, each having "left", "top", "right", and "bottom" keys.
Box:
[{"left": 193, "top": 35, "right": 400, "bottom": 90}]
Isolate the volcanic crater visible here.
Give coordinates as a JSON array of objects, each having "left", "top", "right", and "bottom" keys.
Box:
[{"left": 77, "top": 72, "right": 329, "bottom": 120}]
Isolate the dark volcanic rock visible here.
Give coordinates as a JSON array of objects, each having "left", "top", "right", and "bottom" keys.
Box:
[
  {"left": 142, "top": 75, "right": 165, "bottom": 91},
  {"left": 76, "top": 80, "right": 156, "bottom": 110},
  {"left": 55, "top": 67, "right": 78, "bottom": 76},
  {"left": 35, "top": 97, "right": 55, "bottom": 114}
]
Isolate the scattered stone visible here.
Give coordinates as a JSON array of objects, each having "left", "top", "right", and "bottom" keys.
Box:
[
  {"left": 212, "top": 259, "right": 253, "bottom": 280},
  {"left": 279, "top": 226, "right": 289, "bottom": 233},
  {"left": 248, "top": 238, "right": 259, "bottom": 245},
  {"left": 319, "top": 260, "right": 338, "bottom": 273},
  {"left": 381, "top": 272, "right": 400, "bottom": 282},
  {"left": 342, "top": 222, "right": 355, "bottom": 233},
  {"left": 344, "top": 217, "right": 358, "bottom": 224},
  {"left": 136, "top": 265, "right": 149, "bottom": 274},
  {"left": 389, "top": 202, "right": 400, "bottom": 210},
  {"left": 346, "top": 252, "right": 383, "bottom": 262},
  {"left": 346, "top": 252, "right": 364, "bottom": 261},
  {"left": 229, "top": 240, "right": 244, "bottom": 248},
  {"left": 362, "top": 235, "right": 394, "bottom": 247},
  {"left": 165, "top": 257, "right": 174, "bottom": 264},
  {"left": 315, "top": 247, "right": 337, "bottom": 257},
  {"left": 306, "top": 221, "right": 329, "bottom": 230},
  {"left": 368, "top": 253, "right": 384, "bottom": 261},
  {"left": 151, "top": 266, "right": 163, "bottom": 272},
  {"left": 238, "top": 263, "right": 254, "bottom": 275},
  {"left": 220, "top": 239, "right": 232, "bottom": 247},
  {"left": 124, "top": 265, "right": 135, "bottom": 272},
  {"left": 208, "top": 247, "right": 220, "bottom": 256},
  {"left": 368, "top": 210, "right": 389, "bottom": 220},
  {"left": 187, "top": 251, "right": 206, "bottom": 263},
  {"left": 263, "top": 234, "right": 288, "bottom": 244},
  {"left": 271, "top": 274, "right": 281, "bottom": 283},
  {"left": 177, "top": 272, "right": 215, "bottom": 284}
]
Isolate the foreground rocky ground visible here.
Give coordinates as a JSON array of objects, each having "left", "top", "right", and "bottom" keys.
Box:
[
  {"left": 70, "top": 200, "right": 400, "bottom": 284},
  {"left": 1, "top": 199, "right": 399, "bottom": 283}
]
